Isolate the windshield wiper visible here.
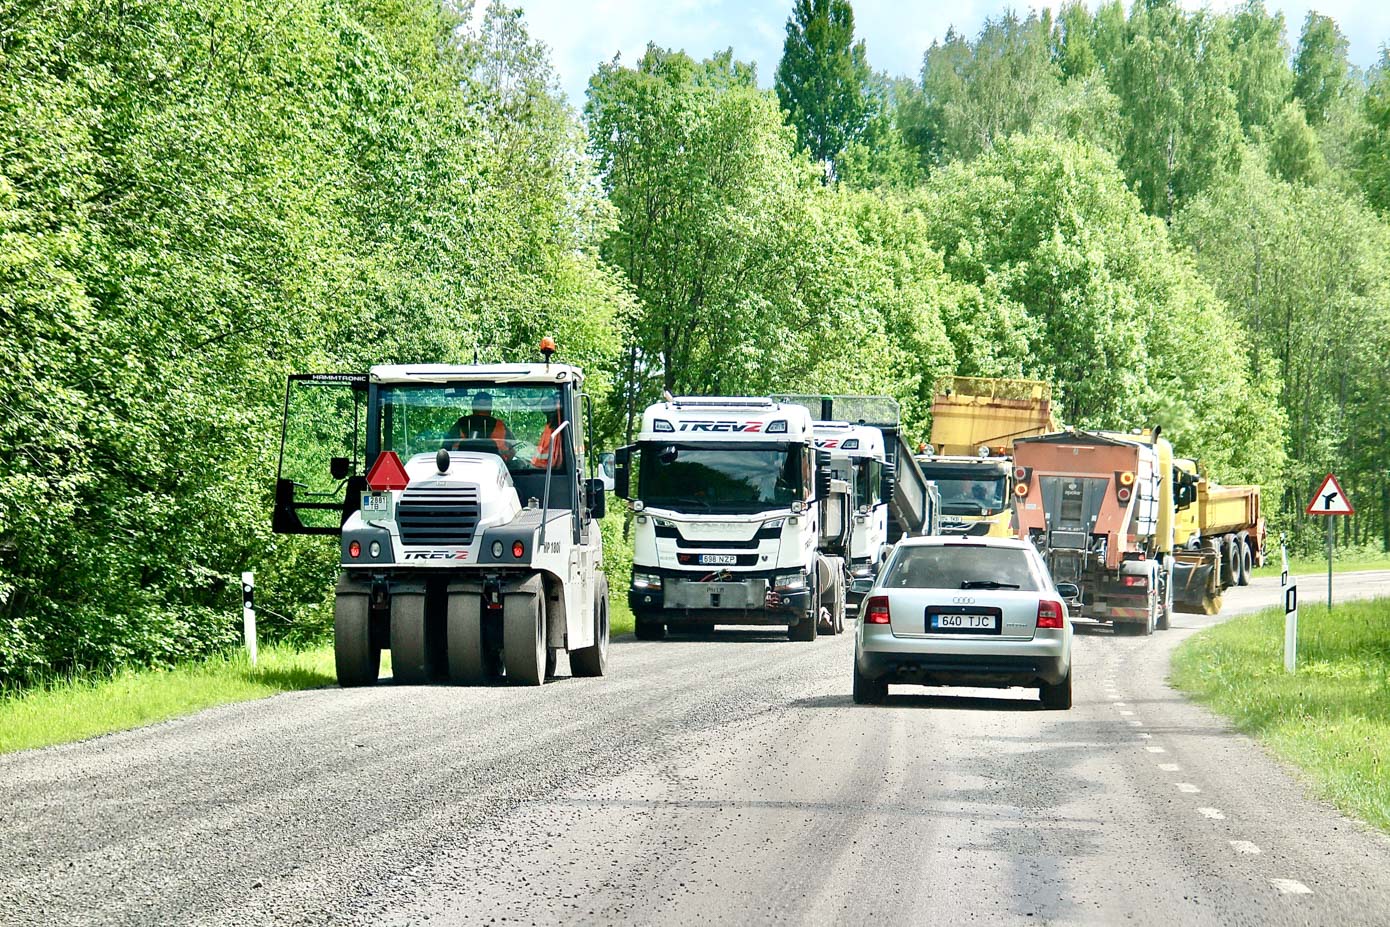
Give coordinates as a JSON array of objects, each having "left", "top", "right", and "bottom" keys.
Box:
[
  {"left": 961, "top": 579, "right": 1020, "bottom": 590},
  {"left": 649, "top": 497, "right": 712, "bottom": 511}
]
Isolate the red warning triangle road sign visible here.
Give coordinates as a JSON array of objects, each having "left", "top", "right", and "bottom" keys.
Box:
[
  {"left": 1305, "top": 473, "right": 1353, "bottom": 516},
  {"left": 366, "top": 451, "right": 410, "bottom": 491}
]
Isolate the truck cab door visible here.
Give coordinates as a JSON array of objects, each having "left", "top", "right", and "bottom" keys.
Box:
[{"left": 272, "top": 373, "right": 368, "bottom": 535}]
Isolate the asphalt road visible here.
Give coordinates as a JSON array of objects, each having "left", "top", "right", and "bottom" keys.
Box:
[{"left": 4, "top": 572, "right": 1390, "bottom": 926}]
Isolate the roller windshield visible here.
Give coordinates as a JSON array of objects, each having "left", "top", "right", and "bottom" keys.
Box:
[
  {"left": 637, "top": 442, "right": 806, "bottom": 513},
  {"left": 378, "top": 383, "right": 567, "bottom": 472}
]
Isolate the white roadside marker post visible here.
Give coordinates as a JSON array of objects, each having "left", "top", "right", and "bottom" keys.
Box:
[
  {"left": 1282, "top": 539, "right": 1297, "bottom": 674},
  {"left": 242, "top": 571, "right": 258, "bottom": 668}
]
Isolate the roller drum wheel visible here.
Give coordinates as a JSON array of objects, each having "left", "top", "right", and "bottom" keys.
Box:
[
  {"left": 503, "top": 590, "right": 547, "bottom": 686},
  {"left": 571, "top": 576, "right": 610, "bottom": 678},
  {"left": 390, "top": 593, "right": 431, "bottom": 685},
  {"left": 334, "top": 593, "right": 379, "bottom": 688},
  {"left": 446, "top": 593, "right": 486, "bottom": 684}
]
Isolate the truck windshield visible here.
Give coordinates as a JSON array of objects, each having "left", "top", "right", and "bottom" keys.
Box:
[
  {"left": 637, "top": 442, "right": 805, "bottom": 512},
  {"left": 378, "top": 383, "right": 568, "bottom": 472},
  {"left": 920, "top": 467, "right": 1008, "bottom": 516}
]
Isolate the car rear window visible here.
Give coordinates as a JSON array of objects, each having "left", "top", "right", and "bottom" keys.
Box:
[{"left": 883, "top": 546, "right": 1040, "bottom": 592}]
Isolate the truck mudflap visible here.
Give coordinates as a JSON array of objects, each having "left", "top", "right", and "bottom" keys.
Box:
[{"left": 1172, "top": 552, "right": 1222, "bottom": 615}]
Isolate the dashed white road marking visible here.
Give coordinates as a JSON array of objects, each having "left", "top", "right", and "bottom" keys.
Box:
[
  {"left": 1176, "top": 782, "right": 1202, "bottom": 793},
  {"left": 1137, "top": 733, "right": 1153, "bottom": 739},
  {"left": 1198, "top": 807, "right": 1226, "bottom": 820},
  {"left": 1270, "top": 879, "right": 1313, "bottom": 895},
  {"left": 1120, "top": 710, "right": 1135, "bottom": 716},
  {"left": 1145, "top": 746, "right": 1166, "bottom": 753},
  {"left": 1230, "top": 840, "right": 1261, "bottom": 855},
  {"left": 1127, "top": 720, "right": 1144, "bottom": 726},
  {"left": 1158, "top": 763, "right": 1181, "bottom": 772}
]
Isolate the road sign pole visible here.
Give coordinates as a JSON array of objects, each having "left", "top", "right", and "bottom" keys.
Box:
[{"left": 1327, "top": 516, "right": 1334, "bottom": 611}]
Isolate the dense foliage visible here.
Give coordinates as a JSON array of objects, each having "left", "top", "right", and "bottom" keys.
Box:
[{"left": 1, "top": 0, "right": 1385, "bottom": 685}]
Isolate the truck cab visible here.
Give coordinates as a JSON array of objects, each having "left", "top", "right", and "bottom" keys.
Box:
[
  {"left": 272, "top": 349, "right": 610, "bottom": 687},
  {"left": 813, "top": 421, "right": 889, "bottom": 609},
  {"left": 614, "top": 397, "right": 834, "bottom": 641},
  {"left": 914, "top": 453, "right": 1015, "bottom": 538}
]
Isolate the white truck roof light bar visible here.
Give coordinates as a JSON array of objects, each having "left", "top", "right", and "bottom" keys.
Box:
[{"left": 666, "top": 397, "right": 778, "bottom": 410}]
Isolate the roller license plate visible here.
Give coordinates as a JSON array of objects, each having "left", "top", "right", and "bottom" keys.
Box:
[{"left": 697, "top": 554, "right": 737, "bottom": 565}]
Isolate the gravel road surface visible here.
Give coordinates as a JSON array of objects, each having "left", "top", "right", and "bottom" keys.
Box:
[{"left": 4, "top": 571, "right": 1390, "bottom": 926}]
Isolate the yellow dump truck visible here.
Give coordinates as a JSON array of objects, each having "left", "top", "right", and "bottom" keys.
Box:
[
  {"left": 1169, "top": 458, "right": 1265, "bottom": 614},
  {"left": 918, "top": 377, "right": 1060, "bottom": 538}
]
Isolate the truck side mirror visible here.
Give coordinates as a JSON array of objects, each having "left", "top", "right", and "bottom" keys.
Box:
[
  {"left": 815, "top": 449, "right": 833, "bottom": 499},
  {"left": 880, "top": 462, "right": 897, "bottom": 505},
  {"left": 329, "top": 456, "right": 351, "bottom": 481},
  {"left": 614, "top": 445, "right": 632, "bottom": 500},
  {"left": 587, "top": 478, "right": 607, "bottom": 520}
]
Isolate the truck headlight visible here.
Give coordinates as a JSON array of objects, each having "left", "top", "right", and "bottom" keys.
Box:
[
  {"left": 774, "top": 572, "right": 805, "bottom": 591},
  {"left": 632, "top": 573, "right": 663, "bottom": 590}
]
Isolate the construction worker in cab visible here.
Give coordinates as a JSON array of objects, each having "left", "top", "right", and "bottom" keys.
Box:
[
  {"left": 532, "top": 393, "right": 565, "bottom": 470},
  {"left": 453, "top": 391, "right": 515, "bottom": 459}
]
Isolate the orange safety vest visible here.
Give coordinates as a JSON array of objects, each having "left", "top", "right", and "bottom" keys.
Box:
[
  {"left": 459, "top": 416, "right": 511, "bottom": 457},
  {"left": 533, "top": 422, "right": 564, "bottom": 469}
]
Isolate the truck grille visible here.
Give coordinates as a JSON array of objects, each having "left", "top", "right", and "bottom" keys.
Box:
[{"left": 397, "top": 485, "right": 481, "bottom": 547}]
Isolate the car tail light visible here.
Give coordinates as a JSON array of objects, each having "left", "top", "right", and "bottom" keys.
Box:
[
  {"left": 865, "top": 596, "right": 891, "bottom": 624},
  {"left": 1122, "top": 575, "right": 1148, "bottom": 588},
  {"left": 1036, "top": 599, "right": 1064, "bottom": 628},
  {"left": 512, "top": 540, "right": 525, "bottom": 559},
  {"left": 348, "top": 541, "right": 361, "bottom": 559}
]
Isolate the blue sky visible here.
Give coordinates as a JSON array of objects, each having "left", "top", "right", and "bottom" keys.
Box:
[{"left": 502, "top": 0, "right": 1390, "bottom": 106}]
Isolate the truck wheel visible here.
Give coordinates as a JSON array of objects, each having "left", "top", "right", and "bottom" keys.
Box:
[
  {"left": 634, "top": 616, "right": 666, "bottom": 640},
  {"left": 390, "top": 592, "right": 431, "bottom": 684},
  {"left": 1223, "top": 536, "right": 1240, "bottom": 589},
  {"left": 852, "top": 661, "right": 887, "bottom": 705},
  {"left": 446, "top": 594, "right": 486, "bottom": 684},
  {"left": 334, "top": 593, "right": 379, "bottom": 687},
  {"left": 503, "top": 590, "right": 547, "bottom": 686},
  {"left": 571, "top": 577, "right": 609, "bottom": 678},
  {"left": 790, "top": 611, "right": 818, "bottom": 641},
  {"left": 1040, "top": 669, "right": 1073, "bottom": 709},
  {"left": 833, "top": 576, "right": 847, "bottom": 635},
  {"left": 1157, "top": 560, "right": 1174, "bottom": 631},
  {"left": 1237, "top": 538, "right": 1253, "bottom": 586}
]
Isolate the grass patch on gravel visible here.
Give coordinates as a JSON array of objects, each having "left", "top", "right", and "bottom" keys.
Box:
[
  {"left": 1171, "top": 598, "right": 1390, "bottom": 832},
  {"left": 0, "top": 645, "right": 343, "bottom": 755}
]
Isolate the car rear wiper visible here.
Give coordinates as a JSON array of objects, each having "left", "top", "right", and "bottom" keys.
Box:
[{"left": 960, "top": 580, "right": 1020, "bottom": 590}]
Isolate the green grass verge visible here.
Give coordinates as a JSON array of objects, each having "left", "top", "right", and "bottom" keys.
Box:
[
  {"left": 1252, "top": 552, "right": 1390, "bottom": 578},
  {"left": 1171, "top": 598, "right": 1390, "bottom": 832},
  {"left": 610, "top": 592, "right": 635, "bottom": 637},
  {"left": 0, "top": 644, "right": 346, "bottom": 755}
]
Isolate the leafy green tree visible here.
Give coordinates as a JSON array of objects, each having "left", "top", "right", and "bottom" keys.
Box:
[
  {"left": 1052, "top": 2, "right": 1098, "bottom": 79},
  {"left": 1228, "top": 1, "right": 1293, "bottom": 135},
  {"left": 1113, "top": 0, "right": 1242, "bottom": 218},
  {"left": 1355, "top": 49, "right": 1390, "bottom": 212},
  {"left": 1293, "top": 12, "right": 1349, "bottom": 125},
  {"left": 1267, "top": 99, "right": 1326, "bottom": 185},
  {"left": 918, "top": 12, "right": 1061, "bottom": 162},
  {"left": 774, "top": 0, "right": 872, "bottom": 170}
]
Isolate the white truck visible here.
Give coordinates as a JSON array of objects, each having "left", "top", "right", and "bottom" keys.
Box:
[
  {"left": 776, "top": 395, "right": 939, "bottom": 610},
  {"left": 271, "top": 344, "right": 610, "bottom": 687},
  {"left": 812, "top": 421, "right": 889, "bottom": 612},
  {"left": 613, "top": 396, "right": 844, "bottom": 641}
]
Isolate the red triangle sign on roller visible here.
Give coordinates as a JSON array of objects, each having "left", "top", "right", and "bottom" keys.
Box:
[
  {"left": 366, "top": 451, "right": 410, "bottom": 491},
  {"left": 1305, "top": 473, "right": 1353, "bottom": 516}
]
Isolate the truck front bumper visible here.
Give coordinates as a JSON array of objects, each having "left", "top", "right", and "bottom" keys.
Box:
[{"left": 630, "top": 577, "right": 810, "bottom": 626}]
